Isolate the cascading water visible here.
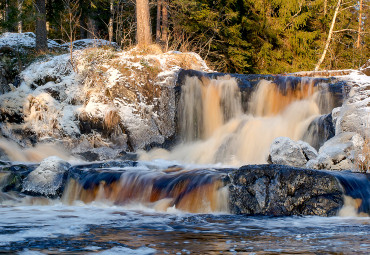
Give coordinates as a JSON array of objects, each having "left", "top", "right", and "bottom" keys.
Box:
[
  {"left": 142, "top": 75, "right": 333, "bottom": 165},
  {"left": 0, "top": 72, "right": 369, "bottom": 254}
]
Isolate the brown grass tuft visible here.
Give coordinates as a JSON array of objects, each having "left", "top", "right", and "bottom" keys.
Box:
[
  {"left": 357, "top": 138, "right": 370, "bottom": 173},
  {"left": 104, "top": 109, "right": 121, "bottom": 131}
]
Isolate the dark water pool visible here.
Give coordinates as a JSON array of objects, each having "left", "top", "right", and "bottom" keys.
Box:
[{"left": 0, "top": 204, "right": 369, "bottom": 254}]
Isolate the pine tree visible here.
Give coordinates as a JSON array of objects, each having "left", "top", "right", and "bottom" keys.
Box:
[
  {"left": 136, "top": 0, "right": 151, "bottom": 47},
  {"left": 35, "top": 0, "right": 48, "bottom": 52}
]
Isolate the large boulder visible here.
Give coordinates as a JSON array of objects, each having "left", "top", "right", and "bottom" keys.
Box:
[
  {"left": 228, "top": 164, "right": 344, "bottom": 216},
  {"left": 22, "top": 156, "right": 71, "bottom": 197},
  {"left": 268, "top": 137, "right": 317, "bottom": 167},
  {"left": 306, "top": 132, "right": 364, "bottom": 171}
]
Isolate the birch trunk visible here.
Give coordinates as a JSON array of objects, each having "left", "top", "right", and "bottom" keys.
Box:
[
  {"left": 314, "top": 0, "right": 341, "bottom": 71},
  {"left": 356, "top": 0, "right": 363, "bottom": 48}
]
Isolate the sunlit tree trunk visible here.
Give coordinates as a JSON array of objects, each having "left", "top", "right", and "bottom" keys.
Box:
[
  {"left": 356, "top": 0, "right": 363, "bottom": 48},
  {"left": 324, "top": 0, "right": 327, "bottom": 15},
  {"left": 35, "top": 0, "right": 48, "bottom": 52},
  {"left": 109, "top": 0, "right": 114, "bottom": 43},
  {"left": 315, "top": 0, "right": 341, "bottom": 71},
  {"left": 17, "top": 0, "right": 24, "bottom": 33},
  {"left": 161, "top": 0, "right": 168, "bottom": 43},
  {"left": 136, "top": 0, "right": 152, "bottom": 47},
  {"left": 156, "top": 0, "right": 162, "bottom": 42}
]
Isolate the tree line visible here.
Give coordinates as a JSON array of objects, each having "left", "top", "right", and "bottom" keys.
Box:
[{"left": 0, "top": 0, "right": 369, "bottom": 74}]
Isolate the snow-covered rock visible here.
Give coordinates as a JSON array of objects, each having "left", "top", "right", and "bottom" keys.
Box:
[
  {"left": 333, "top": 71, "right": 370, "bottom": 138},
  {"left": 0, "top": 47, "right": 210, "bottom": 159},
  {"left": 0, "top": 32, "right": 61, "bottom": 52},
  {"left": 61, "top": 39, "right": 119, "bottom": 51},
  {"left": 22, "top": 156, "right": 71, "bottom": 197},
  {"left": 268, "top": 137, "right": 318, "bottom": 167}
]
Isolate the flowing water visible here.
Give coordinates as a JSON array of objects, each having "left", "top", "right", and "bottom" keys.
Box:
[
  {"left": 1, "top": 76, "right": 369, "bottom": 254},
  {"left": 141, "top": 76, "right": 333, "bottom": 165}
]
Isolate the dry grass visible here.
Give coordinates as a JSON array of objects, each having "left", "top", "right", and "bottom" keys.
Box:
[
  {"left": 356, "top": 138, "right": 370, "bottom": 173},
  {"left": 128, "top": 44, "right": 163, "bottom": 56},
  {"left": 104, "top": 109, "right": 121, "bottom": 131}
]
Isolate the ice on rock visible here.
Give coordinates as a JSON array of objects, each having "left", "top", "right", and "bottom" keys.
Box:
[{"left": 22, "top": 156, "right": 71, "bottom": 197}]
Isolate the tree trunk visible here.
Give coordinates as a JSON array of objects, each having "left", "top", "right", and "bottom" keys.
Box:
[
  {"left": 356, "top": 0, "right": 363, "bottom": 48},
  {"left": 35, "top": 0, "right": 48, "bottom": 52},
  {"left": 156, "top": 0, "right": 162, "bottom": 42},
  {"left": 109, "top": 0, "right": 114, "bottom": 43},
  {"left": 3, "top": 0, "right": 9, "bottom": 32},
  {"left": 314, "top": 0, "right": 341, "bottom": 71},
  {"left": 87, "top": 17, "right": 97, "bottom": 39},
  {"left": 17, "top": 0, "right": 24, "bottom": 33},
  {"left": 161, "top": 0, "right": 168, "bottom": 43},
  {"left": 136, "top": 0, "right": 152, "bottom": 47},
  {"left": 324, "top": 0, "right": 327, "bottom": 15},
  {"left": 79, "top": 16, "right": 87, "bottom": 39}
]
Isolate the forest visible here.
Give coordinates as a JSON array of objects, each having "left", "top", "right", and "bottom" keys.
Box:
[{"left": 0, "top": 0, "right": 369, "bottom": 74}]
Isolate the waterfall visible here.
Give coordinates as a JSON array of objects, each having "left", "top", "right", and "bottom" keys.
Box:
[{"left": 142, "top": 75, "right": 334, "bottom": 165}]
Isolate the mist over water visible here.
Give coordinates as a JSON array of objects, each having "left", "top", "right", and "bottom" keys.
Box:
[{"left": 142, "top": 76, "right": 333, "bottom": 165}]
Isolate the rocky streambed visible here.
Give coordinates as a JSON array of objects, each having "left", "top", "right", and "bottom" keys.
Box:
[{"left": 1, "top": 157, "right": 369, "bottom": 217}]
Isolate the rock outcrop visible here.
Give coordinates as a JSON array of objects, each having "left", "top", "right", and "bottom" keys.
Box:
[
  {"left": 0, "top": 47, "right": 210, "bottom": 159},
  {"left": 228, "top": 164, "right": 344, "bottom": 216}
]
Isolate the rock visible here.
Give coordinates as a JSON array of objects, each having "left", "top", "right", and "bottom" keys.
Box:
[
  {"left": 297, "top": 141, "right": 318, "bottom": 160},
  {"left": 0, "top": 63, "right": 11, "bottom": 95},
  {"left": 268, "top": 137, "right": 317, "bottom": 167},
  {"left": 1, "top": 164, "right": 37, "bottom": 192},
  {"left": 22, "top": 156, "right": 71, "bottom": 197},
  {"left": 229, "top": 164, "right": 344, "bottom": 216},
  {"left": 61, "top": 39, "right": 120, "bottom": 51},
  {"left": 302, "top": 113, "right": 335, "bottom": 150},
  {"left": 306, "top": 132, "right": 364, "bottom": 170}
]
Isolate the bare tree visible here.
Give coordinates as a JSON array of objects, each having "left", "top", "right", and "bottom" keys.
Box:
[
  {"left": 62, "top": 0, "right": 80, "bottom": 72},
  {"left": 35, "top": 0, "right": 48, "bottom": 52},
  {"left": 315, "top": 0, "right": 341, "bottom": 71},
  {"left": 136, "top": 0, "right": 151, "bottom": 47}
]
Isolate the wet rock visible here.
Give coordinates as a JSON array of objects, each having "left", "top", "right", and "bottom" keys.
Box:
[
  {"left": 302, "top": 113, "right": 335, "bottom": 150},
  {"left": 306, "top": 132, "right": 364, "bottom": 170},
  {"left": 1, "top": 164, "right": 37, "bottom": 192},
  {"left": 268, "top": 137, "right": 317, "bottom": 167},
  {"left": 0, "top": 63, "right": 11, "bottom": 95},
  {"left": 229, "top": 164, "right": 344, "bottom": 216},
  {"left": 22, "top": 156, "right": 71, "bottom": 197}
]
